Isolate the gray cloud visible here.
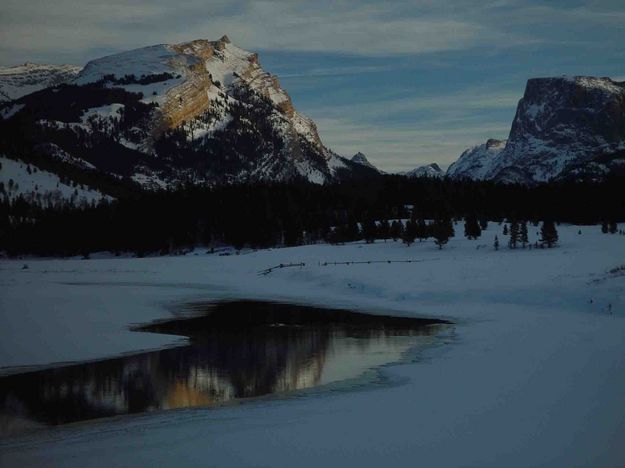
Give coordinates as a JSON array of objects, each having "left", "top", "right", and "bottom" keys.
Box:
[
  {"left": 305, "top": 87, "right": 521, "bottom": 120},
  {"left": 5, "top": 0, "right": 623, "bottom": 65}
]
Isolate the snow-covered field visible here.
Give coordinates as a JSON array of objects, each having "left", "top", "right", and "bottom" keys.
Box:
[{"left": 0, "top": 223, "right": 624, "bottom": 467}]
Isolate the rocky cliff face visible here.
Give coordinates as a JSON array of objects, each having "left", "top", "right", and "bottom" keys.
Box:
[
  {"left": 0, "top": 36, "right": 375, "bottom": 193},
  {"left": 0, "top": 63, "right": 81, "bottom": 102},
  {"left": 447, "top": 76, "right": 625, "bottom": 183},
  {"left": 74, "top": 36, "right": 325, "bottom": 149}
]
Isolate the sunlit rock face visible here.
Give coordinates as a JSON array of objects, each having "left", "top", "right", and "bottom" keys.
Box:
[
  {"left": 0, "top": 36, "right": 378, "bottom": 193},
  {"left": 447, "top": 76, "right": 625, "bottom": 184},
  {"left": 70, "top": 35, "right": 350, "bottom": 183}
]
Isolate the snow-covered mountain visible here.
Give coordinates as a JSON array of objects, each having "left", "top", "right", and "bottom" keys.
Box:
[
  {"left": 0, "top": 63, "right": 81, "bottom": 103},
  {"left": 350, "top": 152, "right": 379, "bottom": 172},
  {"left": 404, "top": 163, "right": 444, "bottom": 178},
  {"left": 0, "top": 36, "right": 376, "bottom": 199},
  {"left": 447, "top": 76, "right": 625, "bottom": 184},
  {"left": 446, "top": 139, "right": 506, "bottom": 180}
]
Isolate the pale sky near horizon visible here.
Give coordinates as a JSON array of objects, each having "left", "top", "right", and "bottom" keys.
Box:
[{"left": 1, "top": 0, "right": 624, "bottom": 171}]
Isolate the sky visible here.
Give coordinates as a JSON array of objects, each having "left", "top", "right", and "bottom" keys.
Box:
[{"left": 1, "top": 0, "right": 624, "bottom": 172}]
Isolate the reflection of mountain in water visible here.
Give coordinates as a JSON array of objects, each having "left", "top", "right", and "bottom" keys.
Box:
[{"left": 0, "top": 301, "right": 444, "bottom": 429}]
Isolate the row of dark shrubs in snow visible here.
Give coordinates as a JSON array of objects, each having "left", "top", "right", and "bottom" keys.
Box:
[
  {"left": 494, "top": 219, "right": 558, "bottom": 249},
  {"left": 329, "top": 217, "right": 455, "bottom": 249},
  {"left": 328, "top": 216, "right": 559, "bottom": 250}
]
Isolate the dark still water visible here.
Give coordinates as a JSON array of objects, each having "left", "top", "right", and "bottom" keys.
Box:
[{"left": 0, "top": 301, "right": 446, "bottom": 431}]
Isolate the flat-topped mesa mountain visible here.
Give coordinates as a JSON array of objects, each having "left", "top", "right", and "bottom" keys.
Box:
[
  {"left": 0, "top": 36, "right": 376, "bottom": 198},
  {"left": 0, "top": 63, "right": 82, "bottom": 102},
  {"left": 404, "top": 163, "right": 444, "bottom": 178},
  {"left": 447, "top": 76, "right": 625, "bottom": 184}
]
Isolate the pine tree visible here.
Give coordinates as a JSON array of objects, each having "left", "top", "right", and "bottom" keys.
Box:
[
  {"left": 601, "top": 221, "right": 609, "bottom": 234},
  {"left": 519, "top": 221, "right": 529, "bottom": 248},
  {"left": 284, "top": 215, "right": 304, "bottom": 246},
  {"left": 402, "top": 220, "right": 416, "bottom": 246},
  {"left": 479, "top": 217, "right": 488, "bottom": 231},
  {"left": 494, "top": 235, "right": 499, "bottom": 250},
  {"left": 540, "top": 220, "right": 559, "bottom": 248},
  {"left": 346, "top": 221, "right": 360, "bottom": 242},
  {"left": 362, "top": 219, "right": 377, "bottom": 243},
  {"left": 390, "top": 220, "right": 403, "bottom": 241},
  {"left": 378, "top": 219, "right": 390, "bottom": 242},
  {"left": 433, "top": 217, "right": 453, "bottom": 250},
  {"left": 608, "top": 221, "right": 618, "bottom": 234},
  {"left": 415, "top": 217, "right": 428, "bottom": 242},
  {"left": 503, "top": 224, "right": 509, "bottom": 235},
  {"left": 508, "top": 221, "right": 519, "bottom": 249},
  {"left": 464, "top": 215, "right": 481, "bottom": 240}
]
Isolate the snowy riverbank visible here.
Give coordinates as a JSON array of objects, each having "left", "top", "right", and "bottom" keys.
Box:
[{"left": 1, "top": 223, "right": 624, "bottom": 467}]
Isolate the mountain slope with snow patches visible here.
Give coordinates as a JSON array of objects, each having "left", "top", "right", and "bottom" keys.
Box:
[
  {"left": 0, "top": 155, "right": 112, "bottom": 206},
  {"left": 0, "top": 63, "right": 81, "bottom": 102}
]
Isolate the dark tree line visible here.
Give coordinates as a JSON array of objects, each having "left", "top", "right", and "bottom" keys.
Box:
[{"left": 1, "top": 175, "right": 623, "bottom": 257}]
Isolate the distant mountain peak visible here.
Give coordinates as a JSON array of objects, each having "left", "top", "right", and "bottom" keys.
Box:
[
  {"left": 350, "top": 152, "right": 378, "bottom": 171},
  {"left": 404, "top": 163, "right": 444, "bottom": 178}
]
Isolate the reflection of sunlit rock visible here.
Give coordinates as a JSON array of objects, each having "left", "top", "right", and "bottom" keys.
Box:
[
  {"left": 163, "top": 368, "right": 235, "bottom": 409},
  {"left": 0, "top": 302, "right": 444, "bottom": 430},
  {"left": 164, "top": 382, "right": 215, "bottom": 409}
]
